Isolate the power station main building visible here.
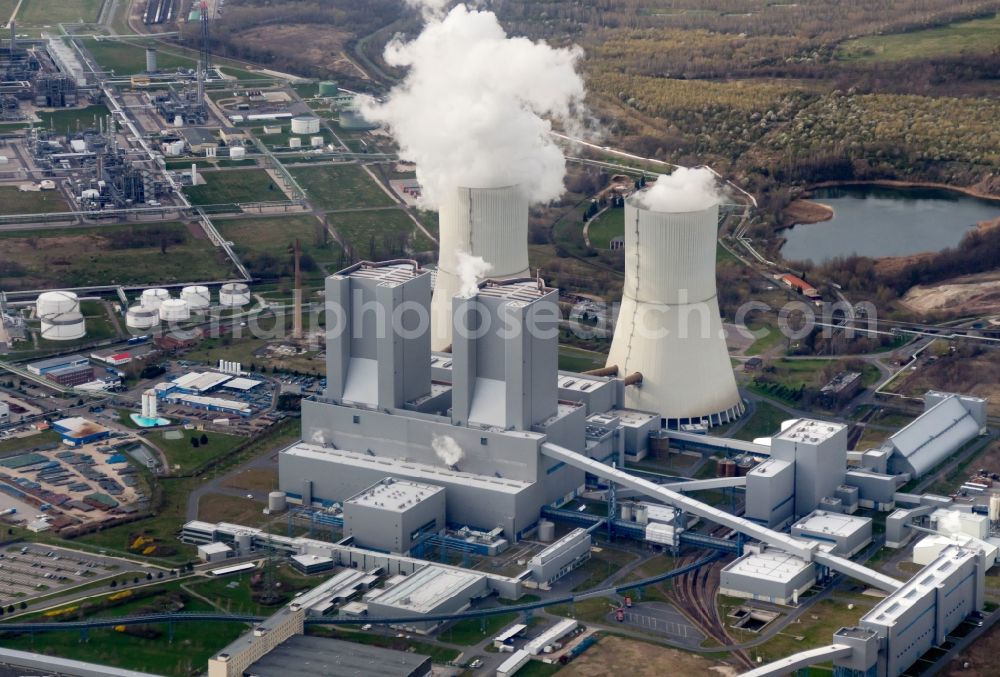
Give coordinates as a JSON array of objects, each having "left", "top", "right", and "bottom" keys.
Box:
[{"left": 606, "top": 191, "right": 743, "bottom": 427}]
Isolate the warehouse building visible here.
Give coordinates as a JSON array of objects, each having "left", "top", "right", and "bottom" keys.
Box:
[
  {"left": 160, "top": 392, "right": 251, "bottom": 416},
  {"left": 364, "top": 564, "right": 489, "bottom": 633},
  {"left": 791, "top": 511, "right": 872, "bottom": 557},
  {"left": 244, "top": 636, "right": 431, "bottom": 677},
  {"left": 883, "top": 392, "right": 987, "bottom": 479},
  {"left": 528, "top": 528, "right": 591, "bottom": 586},
  {"left": 719, "top": 546, "right": 816, "bottom": 606},
  {"left": 343, "top": 478, "right": 446, "bottom": 554},
  {"left": 46, "top": 363, "right": 96, "bottom": 387},
  {"left": 26, "top": 354, "right": 89, "bottom": 376},
  {"left": 52, "top": 417, "right": 111, "bottom": 445}
]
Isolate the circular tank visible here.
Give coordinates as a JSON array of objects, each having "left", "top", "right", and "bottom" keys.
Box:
[
  {"left": 310, "top": 136, "right": 324, "bottom": 148},
  {"left": 268, "top": 491, "right": 287, "bottom": 512},
  {"left": 620, "top": 503, "right": 633, "bottom": 521},
  {"left": 219, "top": 283, "right": 251, "bottom": 307},
  {"left": 141, "top": 288, "right": 170, "bottom": 310},
  {"left": 318, "top": 81, "right": 339, "bottom": 96},
  {"left": 634, "top": 506, "right": 649, "bottom": 525},
  {"left": 236, "top": 532, "right": 252, "bottom": 553},
  {"left": 36, "top": 291, "right": 79, "bottom": 318},
  {"left": 288, "top": 137, "right": 302, "bottom": 149},
  {"left": 229, "top": 146, "right": 246, "bottom": 159},
  {"left": 180, "top": 285, "right": 211, "bottom": 310},
  {"left": 40, "top": 313, "right": 86, "bottom": 341},
  {"left": 537, "top": 520, "right": 555, "bottom": 542},
  {"left": 290, "top": 116, "right": 320, "bottom": 135},
  {"left": 159, "top": 299, "right": 190, "bottom": 322},
  {"left": 339, "top": 109, "right": 377, "bottom": 131},
  {"left": 126, "top": 305, "right": 160, "bottom": 329}
]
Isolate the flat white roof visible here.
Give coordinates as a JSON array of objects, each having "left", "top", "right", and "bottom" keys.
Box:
[
  {"left": 609, "top": 409, "right": 658, "bottom": 427},
  {"left": 369, "top": 565, "right": 482, "bottom": 614},
  {"left": 208, "top": 562, "right": 256, "bottom": 576},
  {"left": 223, "top": 377, "right": 264, "bottom": 391},
  {"left": 558, "top": 374, "right": 607, "bottom": 393},
  {"left": 531, "top": 528, "right": 589, "bottom": 565},
  {"left": 168, "top": 393, "right": 251, "bottom": 413},
  {"left": 347, "top": 478, "right": 443, "bottom": 512},
  {"left": 498, "top": 649, "right": 531, "bottom": 673},
  {"left": 793, "top": 511, "right": 871, "bottom": 538},
  {"left": 172, "top": 371, "right": 232, "bottom": 393},
  {"left": 198, "top": 542, "right": 232, "bottom": 554},
  {"left": 776, "top": 419, "right": 845, "bottom": 445},
  {"left": 495, "top": 623, "right": 528, "bottom": 643},
  {"left": 749, "top": 458, "right": 792, "bottom": 477},
  {"left": 525, "top": 619, "right": 577, "bottom": 655},
  {"left": 724, "top": 549, "right": 813, "bottom": 584}
]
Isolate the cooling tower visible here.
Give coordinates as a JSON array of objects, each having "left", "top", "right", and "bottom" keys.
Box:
[
  {"left": 431, "top": 185, "right": 530, "bottom": 349},
  {"left": 606, "top": 196, "right": 743, "bottom": 427}
]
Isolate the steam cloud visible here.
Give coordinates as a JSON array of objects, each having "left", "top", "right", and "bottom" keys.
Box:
[
  {"left": 360, "top": 4, "right": 586, "bottom": 208},
  {"left": 309, "top": 430, "right": 326, "bottom": 445},
  {"left": 456, "top": 251, "right": 493, "bottom": 296},
  {"left": 634, "top": 167, "right": 725, "bottom": 213},
  {"left": 432, "top": 434, "right": 465, "bottom": 466}
]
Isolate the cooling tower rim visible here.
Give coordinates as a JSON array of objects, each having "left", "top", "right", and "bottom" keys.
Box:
[
  {"left": 625, "top": 192, "right": 721, "bottom": 216},
  {"left": 449, "top": 183, "right": 524, "bottom": 193}
]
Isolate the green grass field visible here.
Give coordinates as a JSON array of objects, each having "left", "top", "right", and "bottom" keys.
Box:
[
  {"left": 559, "top": 345, "right": 606, "bottom": 372},
  {"left": 324, "top": 208, "right": 428, "bottom": 257},
  {"left": 0, "top": 430, "right": 61, "bottom": 455},
  {"left": 184, "top": 169, "right": 283, "bottom": 210},
  {"left": 438, "top": 612, "right": 519, "bottom": 646},
  {"left": 151, "top": 430, "right": 245, "bottom": 475},
  {"left": 587, "top": 207, "right": 624, "bottom": 250},
  {"left": 0, "top": 223, "right": 233, "bottom": 291},
  {"left": 217, "top": 214, "right": 343, "bottom": 280},
  {"left": 731, "top": 400, "right": 788, "bottom": 441},
  {"left": 16, "top": 0, "right": 102, "bottom": 25},
  {"left": 35, "top": 104, "right": 110, "bottom": 132},
  {"left": 82, "top": 38, "right": 195, "bottom": 75},
  {"left": 839, "top": 13, "right": 1000, "bottom": 61},
  {"left": 0, "top": 186, "right": 70, "bottom": 215},
  {"left": 289, "top": 164, "right": 395, "bottom": 210}
]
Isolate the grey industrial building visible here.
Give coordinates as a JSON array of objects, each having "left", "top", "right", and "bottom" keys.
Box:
[
  {"left": 244, "top": 635, "right": 431, "bottom": 677},
  {"left": 528, "top": 528, "right": 591, "bottom": 586},
  {"left": 791, "top": 511, "right": 872, "bottom": 557},
  {"left": 882, "top": 392, "right": 987, "bottom": 478},
  {"left": 719, "top": 546, "right": 816, "bottom": 605},
  {"left": 343, "top": 478, "right": 445, "bottom": 554},
  {"left": 363, "top": 564, "right": 489, "bottom": 633}
]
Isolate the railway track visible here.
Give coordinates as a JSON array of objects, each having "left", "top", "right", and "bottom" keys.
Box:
[{"left": 143, "top": 0, "right": 176, "bottom": 25}]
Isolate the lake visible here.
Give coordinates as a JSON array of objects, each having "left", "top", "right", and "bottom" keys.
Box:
[{"left": 779, "top": 184, "right": 1000, "bottom": 263}]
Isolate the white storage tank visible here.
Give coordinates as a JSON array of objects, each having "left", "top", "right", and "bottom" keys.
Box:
[
  {"left": 288, "top": 137, "right": 302, "bottom": 149},
  {"left": 537, "top": 520, "right": 555, "bottom": 542},
  {"left": 268, "top": 491, "right": 287, "bottom": 512},
  {"left": 634, "top": 505, "right": 649, "bottom": 525},
  {"left": 141, "top": 288, "right": 170, "bottom": 310},
  {"left": 310, "top": 136, "right": 324, "bottom": 148},
  {"left": 36, "top": 291, "right": 80, "bottom": 318},
  {"left": 290, "top": 115, "right": 320, "bottom": 135},
  {"left": 159, "top": 299, "right": 190, "bottom": 322},
  {"left": 126, "top": 305, "right": 160, "bottom": 329},
  {"left": 40, "top": 313, "right": 86, "bottom": 341},
  {"left": 620, "top": 503, "right": 634, "bottom": 521},
  {"left": 219, "top": 282, "right": 251, "bottom": 307},
  {"left": 180, "top": 285, "right": 211, "bottom": 310},
  {"left": 236, "top": 532, "right": 252, "bottom": 553},
  {"left": 229, "top": 146, "right": 246, "bottom": 159}
]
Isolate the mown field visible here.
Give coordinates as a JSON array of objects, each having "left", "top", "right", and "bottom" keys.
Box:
[
  {"left": 288, "top": 164, "right": 395, "bottom": 211},
  {"left": 184, "top": 169, "right": 284, "bottom": 211},
  {"left": 16, "top": 0, "right": 102, "bottom": 25},
  {"left": 838, "top": 12, "right": 1000, "bottom": 61},
  {"left": 0, "top": 186, "right": 70, "bottom": 215},
  {"left": 217, "top": 214, "right": 344, "bottom": 281}
]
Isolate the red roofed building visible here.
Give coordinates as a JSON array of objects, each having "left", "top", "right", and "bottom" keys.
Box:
[{"left": 778, "top": 273, "right": 821, "bottom": 300}]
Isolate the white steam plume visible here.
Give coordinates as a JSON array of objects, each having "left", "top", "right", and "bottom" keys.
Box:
[
  {"left": 405, "top": 0, "right": 452, "bottom": 20},
  {"left": 634, "top": 167, "right": 725, "bottom": 213},
  {"left": 360, "top": 4, "right": 585, "bottom": 209},
  {"left": 935, "top": 509, "right": 963, "bottom": 536},
  {"left": 432, "top": 434, "right": 465, "bottom": 466},
  {"left": 309, "top": 429, "right": 326, "bottom": 445},
  {"left": 456, "top": 251, "right": 492, "bottom": 296}
]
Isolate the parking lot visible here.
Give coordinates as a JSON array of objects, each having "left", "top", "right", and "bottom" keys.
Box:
[{"left": 0, "top": 544, "right": 126, "bottom": 607}]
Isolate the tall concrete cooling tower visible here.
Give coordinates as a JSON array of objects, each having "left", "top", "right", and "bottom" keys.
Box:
[
  {"left": 606, "top": 195, "right": 743, "bottom": 427},
  {"left": 431, "top": 185, "right": 530, "bottom": 350}
]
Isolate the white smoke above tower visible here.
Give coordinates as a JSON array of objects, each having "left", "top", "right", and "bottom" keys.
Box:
[
  {"left": 606, "top": 168, "right": 744, "bottom": 427},
  {"left": 361, "top": 4, "right": 585, "bottom": 348}
]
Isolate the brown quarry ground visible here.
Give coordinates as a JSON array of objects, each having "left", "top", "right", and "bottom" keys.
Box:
[
  {"left": 556, "top": 635, "right": 738, "bottom": 677},
  {"left": 235, "top": 24, "right": 361, "bottom": 77},
  {"left": 781, "top": 198, "right": 834, "bottom": 227},
  {"left": 901, "top": 270, "right": 1000, "bottom": 315}
]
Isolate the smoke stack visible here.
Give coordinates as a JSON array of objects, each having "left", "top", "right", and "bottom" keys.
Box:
[
  {"left": 606, "top": 172, "right": 743, "bottom": 427},
  {"left": 431, "top": 184, "right": 529, "bottom": 349},
  {"left": 292, "top": 238, "right": 303, "bottom": 340}
]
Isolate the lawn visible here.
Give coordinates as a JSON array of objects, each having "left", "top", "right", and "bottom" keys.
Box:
[
  {"left": 0, "top": 223, "right": 233, "bottom": 291},
  {"left": 839, "top": 12, "right": 1000, "bottom": 61},
  {"left": 559, "top": 345, "right": 607, "bottom": 372},
  {"left": 16, "top": 0, "right": 102, "bottom": 24},
  {"left": 184, "top": 169, "right": 285, "bottom": 211},
  {"left": 185, "top": 565, "right": 314, "bottom": 616},
  {"left": 747, "top": 358, "right": 838, "bottom": 405},
  {"left": 35, "top": 104, "right": 111, "bottom": 133},
  {"left": 0, "top": 186, "right": 69, "bottom": 215},
  {"left": 0, "top": 430, "right": 61, "bottom": 455},
  {"left": 744, "top": 317, "right": 786, "bottom": 357},
  {"left": 731, "top": 400, "right": 788, "bottom": 441},
  {"left": 324, "top": 208, "right": 428, "bottom": 258},
  {"left": 289, "top": 164, "right": 395, "bottom": 210},
  {"left": 217, "top": 214, "right": 344, "bottom": 281},
  {"left": 751, "top": 597, "right": 875, "bottom": 664},
  {"left": 151, "top": 430, "right": 245, "bottom": 475},
  {"left": 82, "top": 37, "right": 195, "bottom": 75},
  {"left": 438, "top": 611, "right": 519, "bottom": 645},
  {"left": 587, "top": 206, "right": 624, "bottom": 250},
  {"left": 197, "top": 493, "right": 270, "bottom": 528}
]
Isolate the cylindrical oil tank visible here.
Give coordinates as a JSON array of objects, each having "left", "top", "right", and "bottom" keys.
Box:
[
  {"left": 145, "top": 48, "right": 157, "bottom": 73},
  {"left": 717, "top": 458, "right": 735, "bottom": 477},
  {"left": 537, "top": 520, "right": 555, "bottom": 542},
  {"left": 126, "top": 305, "right": 160, "bottom": 329},
  {"left": 339, "top": 109, "right": 377, "bottom": 131},
  {"left": 620, "top": 503, "right": 633, "bottom": 521},
  {"left": 649, "top": 432, "right": 670, "bottom": 457},
  {"left": 288, "top": 137, "right": 302, "bottom": 149},
  {"left": 318, "top": 81, "right": 339, "bottom": 96},
  {"left": 634, "top": 505, "right": 648, "bottom": 525},
  {"left": 268, "top": 491, "right": 287, "bottom": 512},
  {"left": 431, "top": 184, "right": 530, "bottom": 350},
  {"left": 159, "top": 299, "right": 190, "bottom": 322},
  {"left": 229, "top": 146, "right": 246, "bottom": 159},
  {"left": 40, "top": 312, "right": 86, "bottom": 341},
  {"left": 219, "top": 282, "right": 251, "bottom": 307},
  {"left": 141, "top": 288, "right": 170, "bottom": 310},
  {"left": 310, "top": 136, "right": 324, "bottom": 148},
  {"left": 236, "top": 532, "right": 252, "bottom": 553},
  {"left": 181, "top": 285, "right": 211, "bottom": 310},
  {"left": 36, "top": 291, "right": 79, "bottom": 318},
  {"left": 290, "top": 116, "right": 320, "bottom": 135}
]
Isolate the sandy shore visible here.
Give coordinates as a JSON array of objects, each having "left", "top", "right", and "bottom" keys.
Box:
[{"left": 781, "top": 198, "right": 834, "bottom": 227}]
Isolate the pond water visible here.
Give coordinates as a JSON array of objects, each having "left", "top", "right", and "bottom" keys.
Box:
[{"left": 779, "top": 184, "right": 1000, "bottom": 263}]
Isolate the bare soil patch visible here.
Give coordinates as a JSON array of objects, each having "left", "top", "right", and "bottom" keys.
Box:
[
  {"left": 221, "top": 468, "right": 279, "bottom": 493},
  {"left": 782, "top": 198, "right": 834, "bottom": 227},
  {"left": 901, "top": 270, "right": 1000, "bottom": 315},
  {"left": 557, "top": 635, "right": 737, "bottom": 677}
]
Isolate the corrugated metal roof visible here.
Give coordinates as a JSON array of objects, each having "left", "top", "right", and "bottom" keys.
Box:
[{"left": 887, "top": 396, "right": 980, "bottom": 477}]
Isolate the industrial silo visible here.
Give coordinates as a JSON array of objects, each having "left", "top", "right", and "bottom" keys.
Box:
[
  {"left": 36, "top": 291, "right": 86, "bottom": 341},
  {"left": 181, "top": 285, "right": 211, "bottom": 310},
  {"left": 290, "top": 116, "right": 320, "bottom": 135},
  {"left": 318, "top": 81, "right": 339, "bottom": 97},
  {"left": 606, "top": 191, "right": 743, "bottom": 427},
  {"left": 430, "top": 184, "right": 530, "bottom": 350},
  {"left": 159, "top": 299, "right": 190, "bottom": 322},
  {"left": 219, "top": 282, "right": 251, "bottom": 307},
  {"left": 268, "top": 491, "right": 287, "bottom": 512},
  {"left": 126, "top": 305, "right": 160, "bottom": 330},
  {"left": 141, "top": 288, "right": 170, "bottom": 310}
]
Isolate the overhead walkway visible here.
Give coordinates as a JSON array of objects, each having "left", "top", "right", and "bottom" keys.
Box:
[{"left": 740, "top": 644, "right": 853, "bottom": 677}]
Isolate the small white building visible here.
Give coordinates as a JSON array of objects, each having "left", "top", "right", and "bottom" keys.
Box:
[
  {"left": 719, "top": 546, "right": 816, "bottom": 606},
  {"left": 198, "top": 542, "right": 233, "bottom": 563}
]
